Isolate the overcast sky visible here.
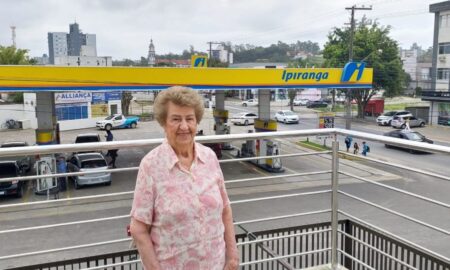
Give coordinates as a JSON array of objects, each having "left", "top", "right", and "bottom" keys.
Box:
[{"left": 0, "top": 0, "right": 441, "bottom": 60}]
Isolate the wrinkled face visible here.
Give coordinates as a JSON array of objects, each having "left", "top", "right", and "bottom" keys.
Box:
[{"left": 163, "top": 102, "right": 197, "bottom": 150}]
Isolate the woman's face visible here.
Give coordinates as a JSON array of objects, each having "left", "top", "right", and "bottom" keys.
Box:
[{"left": 163, "top": 101, "right": 197, "bottom": 150}]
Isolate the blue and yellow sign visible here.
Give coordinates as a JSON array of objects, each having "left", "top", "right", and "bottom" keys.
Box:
[
  {"left": 0, "top": 64, "right": 372, "bottom": 91},
  {"left": 191, "top": 55, "right": 208, "bottom": 68}
]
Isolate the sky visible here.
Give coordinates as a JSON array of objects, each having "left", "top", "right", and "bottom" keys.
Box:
[{"left": 0, "top": 0, "right": 441, "bottom": 60}]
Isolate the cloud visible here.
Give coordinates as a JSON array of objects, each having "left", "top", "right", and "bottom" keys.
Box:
[{"left": 0, "top": 0, "right": 438, "bottom": 60}]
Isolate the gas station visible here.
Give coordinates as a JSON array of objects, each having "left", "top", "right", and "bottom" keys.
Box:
[{"left": 0, "top": 61, "right": 372, "bottom": 188}]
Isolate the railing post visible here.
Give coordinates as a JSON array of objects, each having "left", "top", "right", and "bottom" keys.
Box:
[{"left": 331, "top": 139, "right": 339, "bottom": 269}]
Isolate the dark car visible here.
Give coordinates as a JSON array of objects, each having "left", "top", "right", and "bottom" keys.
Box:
[
  {"left": 0, "top": 141, "right": 32, "bottom": 172},
  {"left": 384, "top": 130, "right": 433, "bottom": 153},
  {"left": 0, "top": 161, "right": 24, "bottom": 198},
  {"left": 306, "top": 100, "right": 328, "bottom": 108}
]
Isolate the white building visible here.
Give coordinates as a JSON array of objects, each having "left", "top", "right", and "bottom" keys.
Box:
[
  {"left": 53, "top": 56, "right": 112, "bottom": 66},
  {"left": 22, "top": 91, "right": 122, "bottom": 131},
  {"left": 211, "top": 44, "right": 233, "bottom": 64},
  {"left": 422, "top": 1, "right": 450, "bottom": 126}
]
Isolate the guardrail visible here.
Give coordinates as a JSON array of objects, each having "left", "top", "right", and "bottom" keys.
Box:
[{"left": 0, "top": 128, "right": 449, "bottom": 270}]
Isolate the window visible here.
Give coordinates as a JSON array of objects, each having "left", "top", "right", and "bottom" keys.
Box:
[
  {"left": 437, "top": 68, "right": 450, "bottom": 80},
  {"left": 438, "top": 43, "right": 450, "bottom": 54},
  {"left": 440, "top": 14, "right": 450, "bottom": 28},
  {"left": 56, "top": 103, "right": 88, "bottom": 120}
]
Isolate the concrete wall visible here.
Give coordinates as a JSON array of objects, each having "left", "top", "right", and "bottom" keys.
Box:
[{"left": 0, "top": 104, "right": 29, "bottom": 130}]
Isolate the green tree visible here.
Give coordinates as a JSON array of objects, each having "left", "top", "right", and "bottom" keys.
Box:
[
  {"left": 121, "top": 92, "right": 133, "bottom": 116},
  {"left": 323, "top": 21, "right": 405, "bottom": 118},
  {"left": 287, "top": 89, "right": 298, "bottom": 111},
  {"left": 0, "top": 46, "right": 34, "bottom": 103}
]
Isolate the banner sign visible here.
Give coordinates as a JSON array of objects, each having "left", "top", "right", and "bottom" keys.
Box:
[
  {"left": 92, "top": 92, "right": 106, "bottom": 104},
  {"left": 55, "top": 91, "right": 92, "bottom": 104},
  {"left": 0, "top": 64, "right": 372, "bottom": 91}
]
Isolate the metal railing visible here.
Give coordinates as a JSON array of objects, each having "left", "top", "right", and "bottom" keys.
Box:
[{"left": 0, "top": 128, "right": 449, "bottom": 270}]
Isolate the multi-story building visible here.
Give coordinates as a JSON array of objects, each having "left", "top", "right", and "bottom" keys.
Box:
[
  {"left": 422, "top": 1, "right": 450, "bottom": 126},
  {"left": 211, "top": 44, "right": 233, "bottom": 64},
  {"left": 48, "top": 32, "right": 68, "bottom": 64},
  {"left": 48, "top": 23, "right": 110, "bottom": 66},
  {"left": 400, "top": 48, "right": 432, "bottom": 95},
  {"left": 148, "top": 39, "right": 156, "bottom": 66}
]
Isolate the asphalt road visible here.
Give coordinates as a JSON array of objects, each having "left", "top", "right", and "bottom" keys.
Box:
[{"left": 0, "top": 103, "right": 449, "bottom": 268}]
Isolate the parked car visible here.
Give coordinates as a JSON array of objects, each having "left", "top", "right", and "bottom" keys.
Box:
[
  {"left": 384, "top": 130, "right": 433, "bottom": 153},
  {"left": 274, "top": 110, "right": 299, "bottom": 124},
  {"left": 376, "top": 110, "right": 412, "bottom": 126},
  {"left": 0, "top": 161, "right": 24, "bottom": 198},
  {"left": 292, "top": 98, "right": 309, "bottom": 106},
  {"left": 231, "top": 112, "right": 258, "bottom": 126},
  {"left": 96, "top": 114, "right": 140, "bottom": 131},
  {"left": 67, "top": 153, "right": 111, "bottom": 189},
  {"left": 306, "top": 100, "right": 328, "bottom": 108},
  {"left": 391, "top": 116, "right": 426, "bottom": 129},
  {"left": 0, "top": 141, "right": 32, "bottom": 172},
  {"left": 74, "top": 133, "right": 102, "bottom": 154},
  {"left": 241, "top": 99, "right": 258, "bottom": 107}
]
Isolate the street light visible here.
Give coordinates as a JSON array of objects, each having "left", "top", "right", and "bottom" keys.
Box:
[{"left": 345, "top": 49, "right": 382, "bottom": 130}]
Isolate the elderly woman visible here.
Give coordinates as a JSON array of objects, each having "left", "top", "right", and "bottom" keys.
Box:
[{"left": 130, "top": 86, "right": 239, "bottom": 270}]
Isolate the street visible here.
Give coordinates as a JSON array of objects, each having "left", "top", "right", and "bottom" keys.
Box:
[{"left": 0, "top": 102, "right": 449, "bottom": 269}]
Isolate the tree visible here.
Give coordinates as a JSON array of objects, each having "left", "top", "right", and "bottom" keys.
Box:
[
  {"left": 287, "top": 89, "right": 298, "bottom": 111},
  {"left": 323, "top": 20, "right": 405, "bottom": 118},
  {"left": 0, "top": 46, "right": 34, "bottom": 103},
  {"left": 121, "top": 92, "right": 133, "bottom": 116}
]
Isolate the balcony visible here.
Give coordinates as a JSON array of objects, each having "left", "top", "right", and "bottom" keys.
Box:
[
  {"left": 421, "top": 91, "right": 450, "bottom": 102},
  {"left": 0, "top": 129, "right": 449, "bottom": 270}
]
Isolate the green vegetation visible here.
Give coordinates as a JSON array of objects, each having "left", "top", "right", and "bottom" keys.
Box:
[
  {"left": 323, "top": 18, "right": 406, "bottom": 118},
  {"left": 297, "top": 140, "right": 330, "bottom": 151}
]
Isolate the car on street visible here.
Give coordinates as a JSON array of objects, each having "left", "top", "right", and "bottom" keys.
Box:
[
  {"left": 292, "top": 98, "right": 309, "bottom": 106},
  {"left": 231, "top": 112, "right": 258, "bottom": 126},
  {"left": 0, "top": 141, "right": 32, "bottom": 172},
  {"left": 67, "top": 153, "right": 111, "bottom": 189},
  {"left": 74, "top": 133, "right": 102, "bottom": 154},
  {"left": 306, "top": 100, "right": 328, "bottom": 108},
  {"left": 0, "top": 161, "right": 24, "bottom": 198},
  {"left": 274, "top": 110, "right": 299, "bottom": 124},
  {"left": 241, "top": 99, "right": 258, "bottom": 107},
  {"left": 391, "top": 116, "right": 426, "bottom": 129},
  {"left": 383, "top": 130, "right": 433, "bottom": 153},
  {"left": 376, "top": 110, "right": 412, "bottom": 126},
  {"left": 96, "top": 114, "right": 140, "bottom": 131}
]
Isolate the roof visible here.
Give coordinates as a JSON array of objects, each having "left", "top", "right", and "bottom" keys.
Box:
[
  {"left": 430, "top": 1, "right": 450, "bottom": 12},
  {"left": 75, "top": 153, "right": 104, "bottom": 162},
  {"left": 76, "top": 133, "right": 99, "bottom": 137}
]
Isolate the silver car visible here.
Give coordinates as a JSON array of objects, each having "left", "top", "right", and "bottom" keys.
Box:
[
  {"left": 274, "top": 110, "right": 299, "bottom": 124},
  {"left": 391, "top": 116, "right": 426, "bottom": 129},
  {"left": 68, "top": 153, "right": 111, "bottom": 189},
  {"left": 376, "top": 110, "right": 412, "bottom": 126}
]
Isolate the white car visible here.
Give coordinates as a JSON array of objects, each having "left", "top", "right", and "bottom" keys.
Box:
[
  {"left": 241, "top": 99, "right": 258, "bottom": 107},
  {"left": 68, "top": 153, "right": 111, "bottom": 189},
  {"left": 391, "top": 116, "right": 426, "bottom": 129},
  {"left": 231, "top": 112, "right": 258, "bottom": 126},
  {"left": 292, "top": 99, "right": 309, "bottom": 106},
  {"left": 376, "top": 111, "right": 412, "bottom": 126},
  {"left": 274, "top": 110, "right": 299, "bottom": 124}
]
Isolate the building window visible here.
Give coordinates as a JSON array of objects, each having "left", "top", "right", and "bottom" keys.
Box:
[
  {"left": 56, "top": 103, "right": 88, "bottom": 120},
  {"left": 437, "top": 68, "right": 450, "bottom": 80},
  {"left": 438, "top": 43, "right": 450, "bottom": 54},
  {"left": 440, "top": 14, "right": 450, "bottom": 28}
]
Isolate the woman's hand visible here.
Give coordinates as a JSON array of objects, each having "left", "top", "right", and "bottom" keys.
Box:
[{"left": 224, "top": 248, "right": 239, "bottom": 270}]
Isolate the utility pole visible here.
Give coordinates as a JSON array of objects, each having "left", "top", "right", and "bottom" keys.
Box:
[
  {"left": 207, "top": 41, "right": 224, "bottom": 61},
  {"left": 344, "top": 5, "right": 372, "bottom": 130}
]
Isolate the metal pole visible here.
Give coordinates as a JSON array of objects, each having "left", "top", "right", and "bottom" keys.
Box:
[{"left": 331, "top": 139, "right": 339, "bottom": 269}]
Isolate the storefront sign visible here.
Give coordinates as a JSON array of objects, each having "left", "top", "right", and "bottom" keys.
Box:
[
  {"left": 92, "top": 92, "right": 106, "bottom": 104},
  {"left": 55, "top": 92, "right": 92, "bottom": 104}
]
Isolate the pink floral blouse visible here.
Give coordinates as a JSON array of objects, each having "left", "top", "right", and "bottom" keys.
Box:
[{"left": 130, "top": 140, "right": 230, "bottom": 269}]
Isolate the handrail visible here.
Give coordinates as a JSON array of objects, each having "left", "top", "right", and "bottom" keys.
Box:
[
  {"left": 1, "top": 128, "right": 449, "bottom": 157},
  {"left": 236, "top": 228, "right": 332, "bottom": 246},
  {"left": 0, "top": 128, "right": 449, "bottom": 269}
]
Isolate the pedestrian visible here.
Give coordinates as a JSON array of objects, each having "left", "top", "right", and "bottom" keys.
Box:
[
  {"left": 56, "top": 155, "right": 67, "bottom": 191},
  {"left": 362, "top": 141, "right": 370, "bottom": 156},
  {"left": 129, "top": 86, "right": 238, "bottom": 269},
  {"left": 105, "top": 130, "right": 113, "bottom": 142},
  {"left": 345, "top": 135, "right": 353, "bottom": 152},
  {"left": 404, "top": 117, "right": 411, "bottom": 131},
  {"left": 107, "top": 149, "right": 118, "bottom": 168},
  {"left": 353, "top": 142, "right": 360, "bottom": 155}
]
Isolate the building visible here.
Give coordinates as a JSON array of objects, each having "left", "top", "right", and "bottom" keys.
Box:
[
  {"left": 422, "top": 1, "right": 450, "bottom": 126},
  {"left": 48, "top": 22, "right": 106, "bottom": 65},
  {"left": 48, "top": 32, "right": 68, "bottom": 64},
  {"left": 211, "top": 44, "right": 233, "bottom": 64},
  {"left": 400, "top": 48, "right": 432, "bottom": 95},
  {"left": 148, "top": 39, "right": 156, "bottom": 66}
]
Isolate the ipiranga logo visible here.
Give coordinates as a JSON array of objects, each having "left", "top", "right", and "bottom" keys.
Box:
[
  {"left": 341, "top": 62, "right": 365, "bottom": 82},
  {"left": 282, "top": 70, "right": 329, "bottom": 82}
]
